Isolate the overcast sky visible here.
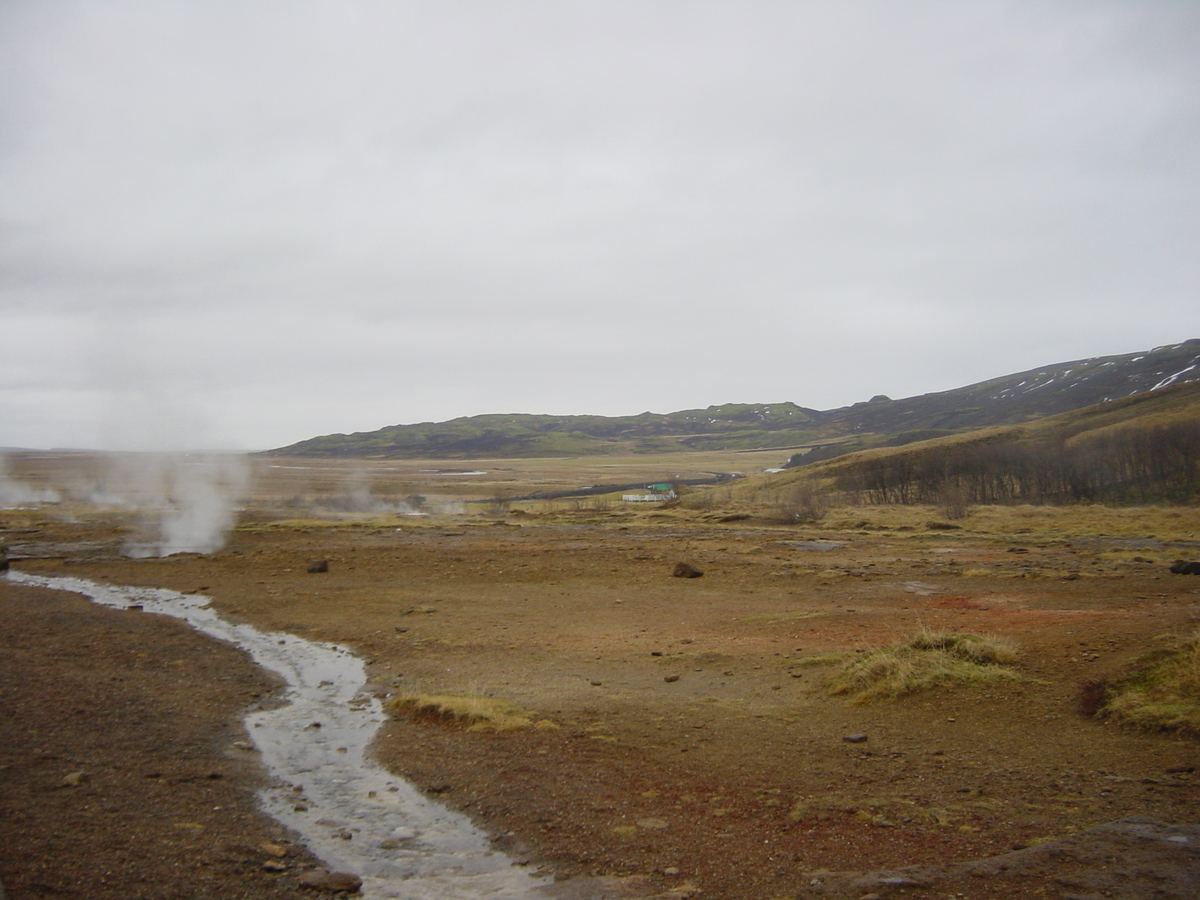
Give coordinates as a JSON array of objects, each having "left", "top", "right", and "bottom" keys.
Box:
[{"left": 1, "top": 1, "right": 1197, "bottom": 451}]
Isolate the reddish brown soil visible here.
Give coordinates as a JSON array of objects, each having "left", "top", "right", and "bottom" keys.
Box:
[{"left": 3, "top": 508, "right": 1199, "bottom": 899}]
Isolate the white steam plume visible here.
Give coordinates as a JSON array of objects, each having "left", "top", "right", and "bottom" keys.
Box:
[
  {"left": 0, "top": 456, "right": 62, "bottom": 509},
  {"left": 115, "top": 453, "right": 251, "bottom": 557}
]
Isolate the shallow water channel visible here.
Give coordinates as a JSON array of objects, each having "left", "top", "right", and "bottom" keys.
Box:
[{"left": 8, "top": 571, "right": 559, "bottom": 900}]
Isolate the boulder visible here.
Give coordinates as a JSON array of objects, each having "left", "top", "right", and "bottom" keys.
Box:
[
  {"left": 1169, "top": 560, "right": 1200, "bottom": 575},
  {"left": 672, "top": 562, "right": 703, "bottom": 579},
  {"left": 307, "top": 559, "right": 329, "bottom": 573}
]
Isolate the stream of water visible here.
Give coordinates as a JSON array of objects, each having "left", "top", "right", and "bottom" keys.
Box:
[{"left": 6, "top": 570, "right": 559, "bottom": 900}]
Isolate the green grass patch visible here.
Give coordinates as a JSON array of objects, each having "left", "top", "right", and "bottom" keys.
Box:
[
  {"left": 1095, "top": 628, "right": 1200, "bottom": 735},
  {"left": 829, "top": 629, "right": 1024, "bottom": 702}
]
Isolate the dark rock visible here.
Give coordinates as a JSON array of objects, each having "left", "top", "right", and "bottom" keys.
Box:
[
  {"left": 298, "top": 870, "right": 362, "bottom": 893},
  {"left": 307, "top": 559, "right": 329, "bottom": 573},
  {"left": 664, "top": 674, "right": 681, "bottom": 683},
  {"left": 672, "top": 562, "right": 703, "bottom": 578},
  {"left": 1169, "top": 560, "right": 1200, "bottom": 575},
  {"left": 792, "top": 817, "right": 1200, "bottom": 900}
]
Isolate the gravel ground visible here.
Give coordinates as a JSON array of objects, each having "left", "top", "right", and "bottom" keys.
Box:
[
  {"left": 3, "top": 507, "right": 1200, "bottom": 899},
  {"left": 0, "top": 580, "right": 327, "bottom": 900}
]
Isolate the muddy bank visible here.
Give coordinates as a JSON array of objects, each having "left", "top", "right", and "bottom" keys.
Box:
[{"left": 0, "top": 579, "right": 322, "bottom": 900}]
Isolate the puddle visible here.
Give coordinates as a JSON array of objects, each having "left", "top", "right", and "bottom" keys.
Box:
[{"left": 6, "top": 570, "right": 558, "bottom": 899}]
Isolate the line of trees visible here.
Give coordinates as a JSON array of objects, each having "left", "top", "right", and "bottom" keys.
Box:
[{"left": 833, "top": 421, "right": 1200, "bottom": 506}]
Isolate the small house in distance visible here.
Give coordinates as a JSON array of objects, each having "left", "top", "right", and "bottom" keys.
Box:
[{"left": 622, "top": 483, "right": 677, "bottom": 503}]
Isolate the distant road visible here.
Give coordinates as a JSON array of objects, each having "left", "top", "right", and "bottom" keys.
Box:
[{"left": 471, "top": 472, "right": 743, "bottom": 503}]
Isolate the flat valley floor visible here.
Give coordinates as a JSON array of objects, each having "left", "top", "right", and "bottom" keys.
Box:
[{"left": 2, "top": 481, "right": 1199, "bottom": 898}]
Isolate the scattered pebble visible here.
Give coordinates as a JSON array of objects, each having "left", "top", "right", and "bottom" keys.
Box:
[
  {"left": 297, "top": 870, "right": 363, "bottom": 893},
  {"left": 637, "top": 817, "right": 669, "bottom": 830},
  {"left": 259, "top": 840, "right": 289, "bottom": 858}
]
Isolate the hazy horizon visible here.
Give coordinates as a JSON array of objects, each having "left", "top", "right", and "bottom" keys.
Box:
[{"left": 3, "top": 2, "right": 1197, "bottom": 451}]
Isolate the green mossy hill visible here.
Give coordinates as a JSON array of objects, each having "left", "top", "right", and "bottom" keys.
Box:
[{"left": 265, "top": 403, "right": 821, "bottom": 459}]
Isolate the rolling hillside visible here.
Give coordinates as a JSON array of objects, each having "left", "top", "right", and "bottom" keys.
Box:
[
  {"left": 266, "top": 403, "right": 823, "bottom": 458},
  {"left": 761, "top": 380, "right": 1200, "bottom": 506},
  {"left": 265, "top": 339, "right": 1200, "bottom": 460}
]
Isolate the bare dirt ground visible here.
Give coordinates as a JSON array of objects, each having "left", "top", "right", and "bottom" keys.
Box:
[
  {"left": 0, "top": 579, "right": 325, "bottom": 899},
  {"left": 1, "top": 456, "right": 1199, "bottom": 899}
]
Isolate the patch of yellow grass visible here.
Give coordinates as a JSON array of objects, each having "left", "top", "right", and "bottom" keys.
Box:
[
  {"left": 966, "top": 504, "right": 1200, "bottom": 541},
  {"left": 238, "top": 516, "right": 419, "bottom": 531},
  {"left": 388, "top": 693, "right": 557, "bottom": 732},
  {"left": 1100, "top": 628, "right": 1200, "bottom": 735},
  {"left": 829, "top": 629, "right": 1024, "bottom": 702},
  {"left": 738, "top": 610, "right": 827, "bottom": 624},
  {"left": 789, "top": 653, "right": 843, "bottom": 667}
]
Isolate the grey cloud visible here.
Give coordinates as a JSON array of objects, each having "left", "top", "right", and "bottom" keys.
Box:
[{"left": 1, "top": 1, "right": 1197, "bottom": 450}]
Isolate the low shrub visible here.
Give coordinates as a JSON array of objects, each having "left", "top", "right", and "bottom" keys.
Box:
[{"left": 772, "top": 485, "right": 830, "bottom": 524}]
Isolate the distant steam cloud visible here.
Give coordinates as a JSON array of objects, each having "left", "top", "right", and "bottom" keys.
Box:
[
  {"left": 331, "top": 469, "right": 428, "bottom": 516},
  {"left": 0, "top": 457, "right": 62, "bottom": 508},
  {"left": 116, "top": 454, "right": 251, "bottom": 557}
]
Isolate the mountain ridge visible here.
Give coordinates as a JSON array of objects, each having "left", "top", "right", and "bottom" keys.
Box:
[{"left": 264, "top": 339, "right": 1200, "bottom": 459}]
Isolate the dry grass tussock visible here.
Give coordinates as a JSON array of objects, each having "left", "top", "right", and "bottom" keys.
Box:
[
  {"left": 1097, "top": 628, "right": 1200, "bottom": 735},
  {"left": 389, "top": 693, "right": 559, "bottom": 732},
  {"left": 829, "top": 629, "right": 1024, "bottom": 703},
  {"left": 680, "top": 495, "right": 1200, "bottom": 541}
]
